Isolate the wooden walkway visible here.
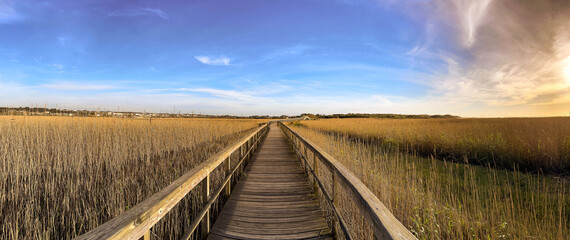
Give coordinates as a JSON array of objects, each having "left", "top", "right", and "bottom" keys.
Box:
[{"left": 208, "top": 124, "right": 332, "bottom": 240}]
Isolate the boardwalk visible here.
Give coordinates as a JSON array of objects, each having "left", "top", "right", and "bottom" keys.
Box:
[{"left": 208, "top": 124, "right": 332, "bottom": 240}]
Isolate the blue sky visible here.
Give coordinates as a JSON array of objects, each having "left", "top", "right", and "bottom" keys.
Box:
[{"left": 1, "top": 0, "right": 569, "bottom": 116}]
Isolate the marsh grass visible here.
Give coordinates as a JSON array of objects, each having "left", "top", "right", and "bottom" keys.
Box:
[
  {"left": 291, "top": 124, "right": 568, "bottom": 239},
  {"left": 300, "top": 118, "right": 570, "bottom": 174},
  {"left": 0, "top": 116, "right": 263, "bottom": 239}
]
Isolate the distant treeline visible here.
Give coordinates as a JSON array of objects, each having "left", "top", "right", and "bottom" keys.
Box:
[
  {"left": 0, "top": 107, "right": 288, "bottom": 119},
  {"left": 302, "top": 113, "right": 459, "bottom": 119},
  {"left": 0, "top": 107, "right": 94, "bottom": 116}
]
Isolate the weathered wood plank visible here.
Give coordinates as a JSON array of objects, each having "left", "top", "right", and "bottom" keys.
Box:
[
  {"left": 206, "top": 234, "right": 237, "bottom": 240},
  {"left": 215, "top": 210, "right": 327, "bottom": 219},
  {"left": 212, "top": 224, "right": 329, "bottom": 234},
  {"left": 208, "top": 233, "right": 333, "bottom": 240},
  {"left": 214, "top": 214, "right": 325, "bottom": 224},
  {"left": 208, "top": 124, "right": 331, "bottom": 240},
  {"left": 210, "top": 228, "right": 332, "bottom": 240}
]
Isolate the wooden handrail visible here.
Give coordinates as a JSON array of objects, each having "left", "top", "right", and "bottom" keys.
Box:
[
  {"left": 279, "top": 122, "right": 417, "bottom": 240},
  {"left": 75, "top": 123, "right": 270, "bottom": 240}
]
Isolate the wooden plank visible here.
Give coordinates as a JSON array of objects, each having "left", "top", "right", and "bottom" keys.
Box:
[
  {"left": 223, "top": 201, "right": 320, "bottom": 207},
  {"left": 213, "top": 219, "right": 328, "bottom": 230},
  {"left": 215, "top": 210, "right": 326, "bottom": 219},
  {"left": 211, "top": 223, "right": 329, "bottom": 234},
  {"left": 210, "top": 228, "right": 332, "bottom": 240},
  {"left": 206, "top": 234, "right": 237, "bottom": 240},
  {"left": 208, "top": 124, "right": 331, "bottom": 240},
  {"left": 208, "top": 233, "right": 333, "bottom": 240},
  {"left": 215, "top": 214, "right": 326, "bottom": 224}
]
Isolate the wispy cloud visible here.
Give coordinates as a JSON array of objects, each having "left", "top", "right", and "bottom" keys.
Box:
[
  {"left": 109, "top": 8, "right": 169, "bottom": 20},
  {"left": 397, "top": 0, "right": 570, "bottom": 112},
  {"left": 57, "top": 36, "right": 66, "bottom": 46},
  {"left": 52, "top": 64, "right": 64, "bottom": 73},
  {"left": 178, "top": 88, "right": 265, "bottom": 102},
  {"left": 40, "top": 82, "right": 116, "bottom": 91},
  {"left": 451, "top": 0, "right": 494, "bottom": 48},
  {"left": 0, "top": 0, "right": 23, "bottom": 24},
  {"left": 262, "top": 45, "right": 313, "bottom": 61},
  {"left": 194, "top": 56, "right": 231, "bottom": 66}
]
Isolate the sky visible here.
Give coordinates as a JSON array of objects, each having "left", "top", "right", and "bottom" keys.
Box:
[{"left": 0, "top": 0, "right": 569, "bottom": 117}]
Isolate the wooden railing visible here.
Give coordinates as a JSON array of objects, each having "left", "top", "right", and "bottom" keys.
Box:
[
  {"left": 279, "top": 122, "right": 417, "bottom": 240},
  {"left": 75, "top": 123, "right": 270, "bottom": 240}
]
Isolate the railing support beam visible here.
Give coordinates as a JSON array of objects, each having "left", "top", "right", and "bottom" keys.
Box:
[
  {"left": 225, "top": 156, "right": 231, "bottom": 198},
  {"left": 201, "top": 174, "right": 210, "bottom": 239}
]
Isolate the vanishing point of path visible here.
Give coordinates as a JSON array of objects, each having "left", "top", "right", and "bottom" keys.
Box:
[{"left": 208, "top": 123, "right": 332, "bottom": 240}]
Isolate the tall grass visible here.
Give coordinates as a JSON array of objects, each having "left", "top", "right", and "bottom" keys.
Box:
[
  {"left": 291, "top": 123, "right": 568, "bottom": 239},
  {"left": 300, "top": 118, "right": 570, "bottom": 173},
  {"left": 0, "top": 116, "right": 263, "bottom": 239}
]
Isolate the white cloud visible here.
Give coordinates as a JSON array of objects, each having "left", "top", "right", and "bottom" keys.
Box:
[
  {"left": 109, "top": 8, "right": 169, "bottom": 20},
  {"left": 393, "top": 0, "right": 570, "bottom": 115},
  {"left": 0, "top": 0, "right": 23, "bottom": 24},
  {"left": 451, "top": 0, "right": 494, "bottom": 48},
  {"left": 40, "top": 82, "right": 116, "bottom": 91},
  {"left": 57, "top": 36, "right": 66, "bottom": 46},
  {"left": 178, "top": 88, "right": 266, "bottom": 102},
  {"left": 371, "top": 95, "right": 393, "bottom": 106},
  {"left": 140, "top": 8, "right": 168, "bottom": 20},
  {"left": 194, "top": 56, "right": 231, "bottom": 66}
]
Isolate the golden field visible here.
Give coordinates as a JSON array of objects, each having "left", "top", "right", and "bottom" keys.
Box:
[
  {"left": 291, "top": 119, "right": 569, "bottom": 239},
  {"left": 0, "top": 116, "right": 264, "bottom": 239},
  {"left": 299, "top": 118, "right": 570, "bottom": 173}
]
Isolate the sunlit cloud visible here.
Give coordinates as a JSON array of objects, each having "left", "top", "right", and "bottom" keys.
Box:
[
  {"left": 401, "top": 0, "right": 570, "bottom": 112},
  {"left": 194, "top": 56, "right": 231, "bottom": 66},
  {"left": 451, "top": 0, "right": 493, "bottom": 48}
]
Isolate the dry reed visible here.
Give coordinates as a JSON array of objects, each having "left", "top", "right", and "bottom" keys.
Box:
[
  {"left": 300, "top": 118, "right": 570, "bottom": 173},
  {"left": 291, "top": 122, "right": 569, "bottom": 239},
  {"left": 0, "top": 116, "right": 264, "bottom": 239}
]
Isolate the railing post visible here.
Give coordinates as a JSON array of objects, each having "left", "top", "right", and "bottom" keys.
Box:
[
  {"left": 225, "top": 156, "right": 231, "bottom": 198},
  {"left": 144, "top": 229, "right": 150, "bottom": 240},
  {"left": 331, "top": 170, "right": 338, "bottom": 238},
  {"left": 245, "top": 139, "right": 248, "bottom": 160},
  {"left": 313, "top": 153, "right": 319, "bottom": 192},
  {"left": 300, "top": 145, "right": 307, "bottom": 171},
  {"left": 201, "top": 174, "right": 210, "bottom": 239},
  {"left": 239, "top": 145, "right": 244, "bottom": 174},
  {"left": 332, "top": 170, "right": 337, "bottom": 204}
]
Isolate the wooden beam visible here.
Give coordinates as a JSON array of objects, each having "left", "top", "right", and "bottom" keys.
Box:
[
  {"left": 201, "top": 174, "right": 210, "bottom": 239},
  {"left": 225, "top": 156, "right": 231, "bottom": 198},
  {"left": 143, "top": 230, "right": 149, "bottom": 240}
]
